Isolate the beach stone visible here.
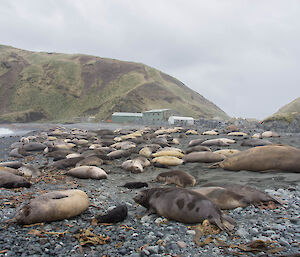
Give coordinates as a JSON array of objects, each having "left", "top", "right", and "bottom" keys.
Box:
[
  {"left": 236, "top": 227, "right": 248, "bottom": 238},
  {"left": 141, "top": 249, "right": 150, "bottom": 256},
  {"left": 177, "top": 241, "right": 187, "bottom": 248},
  {"left": 146, "top": 245, "right": 159, "bottom": 254},
  {"left": 186, "top": 230, "right": 196, "bottom": 235}
]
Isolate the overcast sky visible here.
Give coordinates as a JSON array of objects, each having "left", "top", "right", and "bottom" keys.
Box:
[{"left": 1, "top": 0, "right": 300, "bottom": 119}]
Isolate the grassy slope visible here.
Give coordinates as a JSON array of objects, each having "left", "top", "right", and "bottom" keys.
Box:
[
  {"left": 0, "top": 45, "right": 229, "bottom": 122},
  {"left": 264, "top": 97, "right": 300, "bottom": 123}
]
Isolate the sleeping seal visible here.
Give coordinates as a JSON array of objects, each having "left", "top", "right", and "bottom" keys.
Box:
[
  {"left": 193, "top": 187, "right": 249, "bottom": 209},
  {"left": 15, "top": 189, "right": 89, "bottom": 224},
  {"left": 133, "top": 187, "right": 235, "bottom": 231},
  {"left": 210, "top": 144, "right": 300, "bottom": 173},
  {"left": 156, "top": 170, "right": 196, "bottom": 187}
]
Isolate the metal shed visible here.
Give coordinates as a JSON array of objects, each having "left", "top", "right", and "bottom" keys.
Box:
[
  {"left": 111, "top": 112, "right": 142, "bottom": 123},
  {"left": 168, "top": 116, "right": 194, "bottom": 126},
  {"left": 142, "top": 109, "right": 172, "bottom": 123}
]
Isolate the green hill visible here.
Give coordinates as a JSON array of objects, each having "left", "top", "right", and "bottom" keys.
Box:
[
  {"left": 264, "top": 97, "right": 300, "bottom": 123},
  {"left": 0, "top": 45, "right": 229, "bottom": 123}
]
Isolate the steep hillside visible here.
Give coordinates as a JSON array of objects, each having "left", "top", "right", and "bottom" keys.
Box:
[
  {"left": 264, "top": 97, "right": 300, "bottom": 123},
  {"left": 0, "top": 45, "right": 229, "bottom": 123}
]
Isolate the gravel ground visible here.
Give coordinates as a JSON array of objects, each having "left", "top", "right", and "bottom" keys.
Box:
[{"left": 0, "top": 124, "right": 299, "bottom": 257}]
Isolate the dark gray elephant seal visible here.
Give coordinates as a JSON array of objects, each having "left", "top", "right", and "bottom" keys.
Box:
[
  {"left": 133, "top": 187, "right": 235, "bottom": 231},
  {"left": 241, "top": 139, "right": 273, "bottom": 147},
  {"left": 156, "top": 170, "right": 196, "bottom": 187},
  {"left": 201, "top": 183, "right": 282, "bottom": 205},
  {"left": 15, "top": 189, "right": 89, "bottom": 224},
  {"left": 193, "top": 187, "right": 249, "bottom": 209},
  {"left": 0, "top": 170, "right": 31, "bottom": 188}
]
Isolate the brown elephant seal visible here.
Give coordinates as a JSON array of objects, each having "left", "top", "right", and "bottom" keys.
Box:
[
  {"left": 156, "top": 170, "right": 196, "bottom": 187},
  {"left": 201, "top": 138, "right": 235, "bottom": 147},
  {"left": 152, "top": 156, "right": 183, "bottom": 167},
  {"left": 152, "top": 150, "right": 184, "bottom": 158},
  {"left": 67, "top": 166, "right": 107, "bottom": 179},
  {"left": 188, "top": 138, "right": 206, "bottom": 147},
  {"left": 241, "top": 138, "right": 273, "bottom": 147},
  {"left": 15, "top": 189, "right": 89, "bottom": 224},
  {"left": 18, "top": 164, "right": 41, "bottom": 178},
  {"left": 227, "top": 132, "right": 248, "bottom": 137},
  {"left": 213, "top": 149, "right": 240, "bottom": 157},
  {"left": 184, "top": 152, "right": 226, "bottom": 163},
  {"left": 45, "top": 149, "right": 75, "bottom": 161},
  {"left": 51, "top": 157, "right": 84, "bottom": 169},
  {"left": 133, "top": 187, "right": 235, "bottom": 231},
  {"left": 210, "top": 145, "right": 300, "bottom": 173},
  {"left": 193, "top": 187, "right": 249, "bottom": 209},
  {"left": 262, "top": 131, "right": 280, "bottom": 138},
  {"left": 22, "top": 142, "right": 47, "bottom": 152},
  {"left": 202, "top": 130, "right": 219, "bottom": 135},
  {"left": 75, "top": 156, "right": 104, "bottom": 167},
  {"left": 0, "top": 170, "right": 31, "bottom": 188},
  {"left": 0, "top": 161, "right": 23, "bottom": 169},
  {"left": 121, "top": 157, "right": 150, "bottom": 173},
  {"left": 185, "top": 145, "right": 211, "bottom": 154},
  {"left": 107, "top": 149, "right": 131, "bottom": 159},
  {"left": 95, "top": 204, "right": 128, "bottom": 223},
  {"left": 201, "top": 183, "right": 282, "bottom": 205}
]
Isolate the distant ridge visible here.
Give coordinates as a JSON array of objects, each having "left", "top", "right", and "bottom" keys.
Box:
[
  {"left": 264, "top": 97, "right": 300, "bottom": 123},
  {"left": 0, "top": 44, "right": 229, "bottom": 123}
]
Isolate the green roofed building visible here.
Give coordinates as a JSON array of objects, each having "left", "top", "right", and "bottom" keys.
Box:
[
  {"left": 142, "top": 109, "right": 173, "bottom": 123},
  {"left": 111, "top": 112, "right": 143, "bottom": 123}
]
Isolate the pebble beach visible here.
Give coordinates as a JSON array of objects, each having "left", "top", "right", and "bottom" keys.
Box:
[{"left": 0, "top": 123, "right": 299, "bottom": 257}]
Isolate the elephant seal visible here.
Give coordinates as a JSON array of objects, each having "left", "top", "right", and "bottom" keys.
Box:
[
  {"left": 67, "top": 166, "right": 107, "bottom": 179},
  {"left": 201, "top": 138, "right": 235, "bottom": 147},
  {"left": 51, "top": 157, "right": 84, "bottom": 169},
  {"left": 122, "top": 182, "right": 149, "bottom": 189},
  {"left": 0, "top": 161, "right": 23, "bottom": 169},
  {"left": 213, "top": 149, "right": 240, "bottom": 157},
  {"left": 133, "top": 187, "right": 235, "bottom": 230},
  {"left": 156, "top": 170, "right": 196, "bottom": 187},
  {"left": 15, "top": 189, "right": 89, "bottom": 224},
  {"left": 96, "top": 204, "right": 128, "bottom": 223},
  {"left": 45, "top": 150, "right": 75, "bottom": 161},
  {"left": 22, "top": 142, "right": 47, "bottom": 152},
  {"left": 0, "top": 170, "right": 31, "bottom": 188},
  {"left": 262, "top": 131, "right": 280, "bottom": 138},
  {"left": 200, "top": 183, "right": 282, "bottom": 205},
  {"left": 111, "top": 141, "right": 136, "bottom": 150},
  {"left": 185, "top": 145, "right": 211, "bottom": 154},
  {"left": 18, "top": 164, "right": 41, "bottom": 178},
  {"left": 152, "top": 150, "right": 184, "bottom": 158},
  {"left": 184, "top": 152, "right": 226, "bottom": 163},
  {"left": 107, "top": 149, "right": 131, "bottom": 159},
  {"left": 227, "top": 132, "right": 248, "bottom": 137},
  {"left": 188, "top": 138, "right": 206, "bottom": 147},
  {"left": 122, "top": 157, "right": 150, "bottom": 173},
  {"left": 75, "top": 156, "right": 104, "bottom": 167},
  {"left": 193, "top": 187, "right": 249, "bottom": 209},
  {"left": 202, "top": 130, "right": 218, "bottom": 135},
  {"left": 241, "top": 139, "right": 273, "bottom": 147},
  {"left": 210, "top": 145, "right": 300, "bottom": 173},
  {"left": 152, "top": 156, "right": 183, "bottom": 167}
]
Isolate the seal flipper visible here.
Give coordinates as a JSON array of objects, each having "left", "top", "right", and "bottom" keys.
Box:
[
  {"left": 221, "top": 214, "right": 235, "bottom": 231},
  {"left": 208, "top": 162, "right": 222, "bottom": 169}
]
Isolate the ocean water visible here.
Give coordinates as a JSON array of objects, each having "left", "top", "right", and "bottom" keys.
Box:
[{"left": 0, "top": 128, "right": 14, "bottom": 136}]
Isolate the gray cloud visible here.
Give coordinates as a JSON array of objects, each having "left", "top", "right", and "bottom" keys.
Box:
[{"left": 1, "top": 0, "right": 300, "bottom": 119}]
